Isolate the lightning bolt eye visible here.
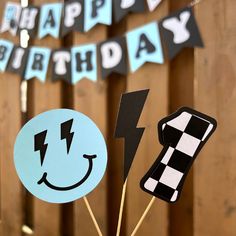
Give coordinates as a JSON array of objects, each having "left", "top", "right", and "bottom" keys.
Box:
[
  {"left": 61, "top": 119, "right": 74, "bottom": 154},
  {"left": 34, "top": 130, "right": 48, "bottom": 166}
]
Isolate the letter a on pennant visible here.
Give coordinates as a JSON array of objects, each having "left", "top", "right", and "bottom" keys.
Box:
[
  {"left": 126, "top": 21, "right": 164, "bottom": 72},
  {"left": 38, "top": 3, "right": 63, "bottom": 38}
]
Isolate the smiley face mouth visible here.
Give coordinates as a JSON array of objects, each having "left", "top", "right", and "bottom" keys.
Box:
[{"left": 37, "top": 154, "right": 97, "bottom": 191}]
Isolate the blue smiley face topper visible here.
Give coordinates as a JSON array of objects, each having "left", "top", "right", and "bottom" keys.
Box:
[{"left": 14, "top": 109, "right": 107, "bottom": 203}]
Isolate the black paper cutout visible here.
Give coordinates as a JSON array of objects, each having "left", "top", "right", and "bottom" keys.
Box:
[
  {"left": 34, "top": 129, "right": 48, "bottom": 166},
  {"left": 7, "top": 46, "right": 29, "bottom": 76},
  {"left": 115, "top": 89, "right": 149, "bottom": 182},
  {"left": 160, "top": 7, "right": 204, "bottom": 59},
  {"left": 18, "top": 6, "right": 40, "bottom": 37},
  {"left": 113, "top": 0, "right": 145, "bottom": 23},
  {"left": 98, "top": 36, "right": 127, "bottom": 78},
  {"left": 61, "top": 0, "right": 84, "bottom": 37},
  {"left": 51, "top": 49, "right": 71, "bottom": 83},
  {"left": 140, "top": 107, "right": 217, "bottom": 203}
]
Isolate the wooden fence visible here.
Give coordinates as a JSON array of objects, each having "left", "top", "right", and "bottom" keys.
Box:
[{"left": 0, "top": 0, "right": 236, "bottom": 235}]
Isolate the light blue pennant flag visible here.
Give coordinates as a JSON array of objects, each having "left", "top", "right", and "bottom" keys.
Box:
[
  {"left": 71, "top": 44, "right": 97, "bottom": 84},
  {"left": 0, "top": 39, "right": 14, "bottom": 71},
  {"left": 126, "top": 21, "right": 164, "bottom": 72},
  {"left": 84, "top": 0, "right": 112, "bottom": 32},
  {"left": 38, "top": 3, "right": 63, "bottom": 38},
  {"left": 24, "top": 47, "right": 51, "bottom": 82},
  {"left": 1, "top": 2, "right": 22, "bottom": 35}
]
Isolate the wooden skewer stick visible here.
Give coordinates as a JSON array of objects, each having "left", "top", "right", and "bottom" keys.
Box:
[
  {"left": 83, "top": 196, "right": 103, "bottom": 236},
  {"left": 130, "top": 197, "right": 156, "bottom": 236},
  {"left": 116, "top": 179, "right": 128, "bottom": 236}
]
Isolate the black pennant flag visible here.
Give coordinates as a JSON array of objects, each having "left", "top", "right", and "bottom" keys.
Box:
[
  {"left": 160, "top": 7, "right": 204, "bottom": 59},
  {"left": 18, "top": 6, "right": 40, "bottom": 38},
  {"left": 114, "top": 0, "right": 145, "bottom": 23},
  {"left": 51, "top": 49, "right": 71, "bottom": 83},
  {"left": 98, "top": 36, "right": 127, "bottom": 78},
  {"left": 7, "top": 46, "right": 29, "bottom": 76},
  {"left": 61, "top": 0, "right": 84, "bottom": 37},
  {"left": 115, "top": 89, "right": 149, "bottom": 182}
]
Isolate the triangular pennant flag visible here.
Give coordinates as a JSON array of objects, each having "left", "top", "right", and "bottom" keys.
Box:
[
  {"left": 147, "top": 0, "right": 162, "bottom": 12},
  {"left": 126, "top": 21, "right": 164, "bottom": 72},
  {"left": 160, "top": 7, "right": 204, "bottom": 59},
  {"left": 38, "top": 3, "right": 63, "bottom": 39},
  {"left": 51, "top": 49, "right": 71, "bottom": 83},
  {"left": 84, "top": 0, "right": 112, "bottom": 32},
  {"left": 7, "top": 46, "right": 29, "bottom": 76},
  {"left": 0, "top": 39, "right": 14, "bottom": 71},
  {"left": 140, "top": 107, "right": 217, "bottom": 203},
  {"left": 71, "top": 44, "right": 97, "bottom": 84},
  {"left": 114, "top": 0, "right": 145, "bottom": 23},
  {"left": 61, "top": 0, "right": 84, "bottom": 37},
  {"left": 24, "top": 47, "right": 51, "bottom": 82},
  {"left": 1, "top": 2, "right": 22, "bottom": 36},
  {"left": 18, "top": 6, "right": 40, "bottom": 38},
  {"left": 98, "top": 36, "right": 127, "bottom": 78},
  {"left": 115, "top": 89, "right": 149, "bottom": 182}
]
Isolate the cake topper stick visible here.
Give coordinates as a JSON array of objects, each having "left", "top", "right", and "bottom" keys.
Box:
[
  {"left": 83, "top": 196, "right": 103, "bottom": 236},
  {"left": 116, "top": 179, "right": 128, "bottom": 236},
  {"left": 115, "top": 90, "right": 149, "bottom": 236},
  {"left": 130, "top": 196, "right": 156, "bottom": 236},
  {"left": 131, "top": 107, "right": 217, "bottom": 235}
]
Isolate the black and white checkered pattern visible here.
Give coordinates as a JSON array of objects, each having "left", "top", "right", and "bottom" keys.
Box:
[{"left": 140, "top": 108, "right": 217, "bottom": 203}]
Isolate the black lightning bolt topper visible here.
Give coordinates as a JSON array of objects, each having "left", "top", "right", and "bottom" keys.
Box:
[
  {"left": 34, "top": 130, "right": 48, "bottom": 166},
  {"left": 115, "top": 89, "right": 149, "bottom": 236},
  {"left": 61, "top": 119, "right": 74, "bottom": 154},
  {"left": 115, "top": 89, "right": 149, "bottom": 182}
]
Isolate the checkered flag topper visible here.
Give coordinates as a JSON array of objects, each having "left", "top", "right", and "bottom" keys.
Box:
[{"left": 140, "top": 107, "right": 217, "bottom": 203}]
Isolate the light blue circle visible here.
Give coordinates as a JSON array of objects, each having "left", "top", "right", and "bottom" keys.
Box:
[{"left": 14, "top": 109, "right": 107, "bottom": 203}]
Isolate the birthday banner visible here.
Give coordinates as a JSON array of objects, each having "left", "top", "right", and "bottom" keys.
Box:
[
  {"left": 1, "top": 1, "right": 163, "bottom": 37},
  {"left": 0, "top": 7, "right": 204, "bottom": 84}
]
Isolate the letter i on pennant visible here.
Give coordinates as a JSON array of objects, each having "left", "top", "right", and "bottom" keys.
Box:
[{"left": 7, "top": 46, "right": 29, "bottom": 76}]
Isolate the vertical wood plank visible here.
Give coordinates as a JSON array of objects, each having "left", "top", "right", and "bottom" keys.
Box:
[
  {"left": 126, "top": 2, "right": 169, "bottom": 235},
  {"left": 0, "top": 1, "right": 23, "bottom": 234},
  {"left": 27, "top": 0, "right": 62, "bottom": 235},
  {"left": 0, "top": 46, "right": 23, "bottom": 236},
  {"left": 106, "top": 19, "right": 127, "bottom": 236},
  {"left": 71, "top": 26, "right": 108, "bottom": 235},
  {"left": 194, "top": 0, "right": 236, "bottom": 235},
  {"left": 169, "top": 1, "right": 194, "bottom": 236}
]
